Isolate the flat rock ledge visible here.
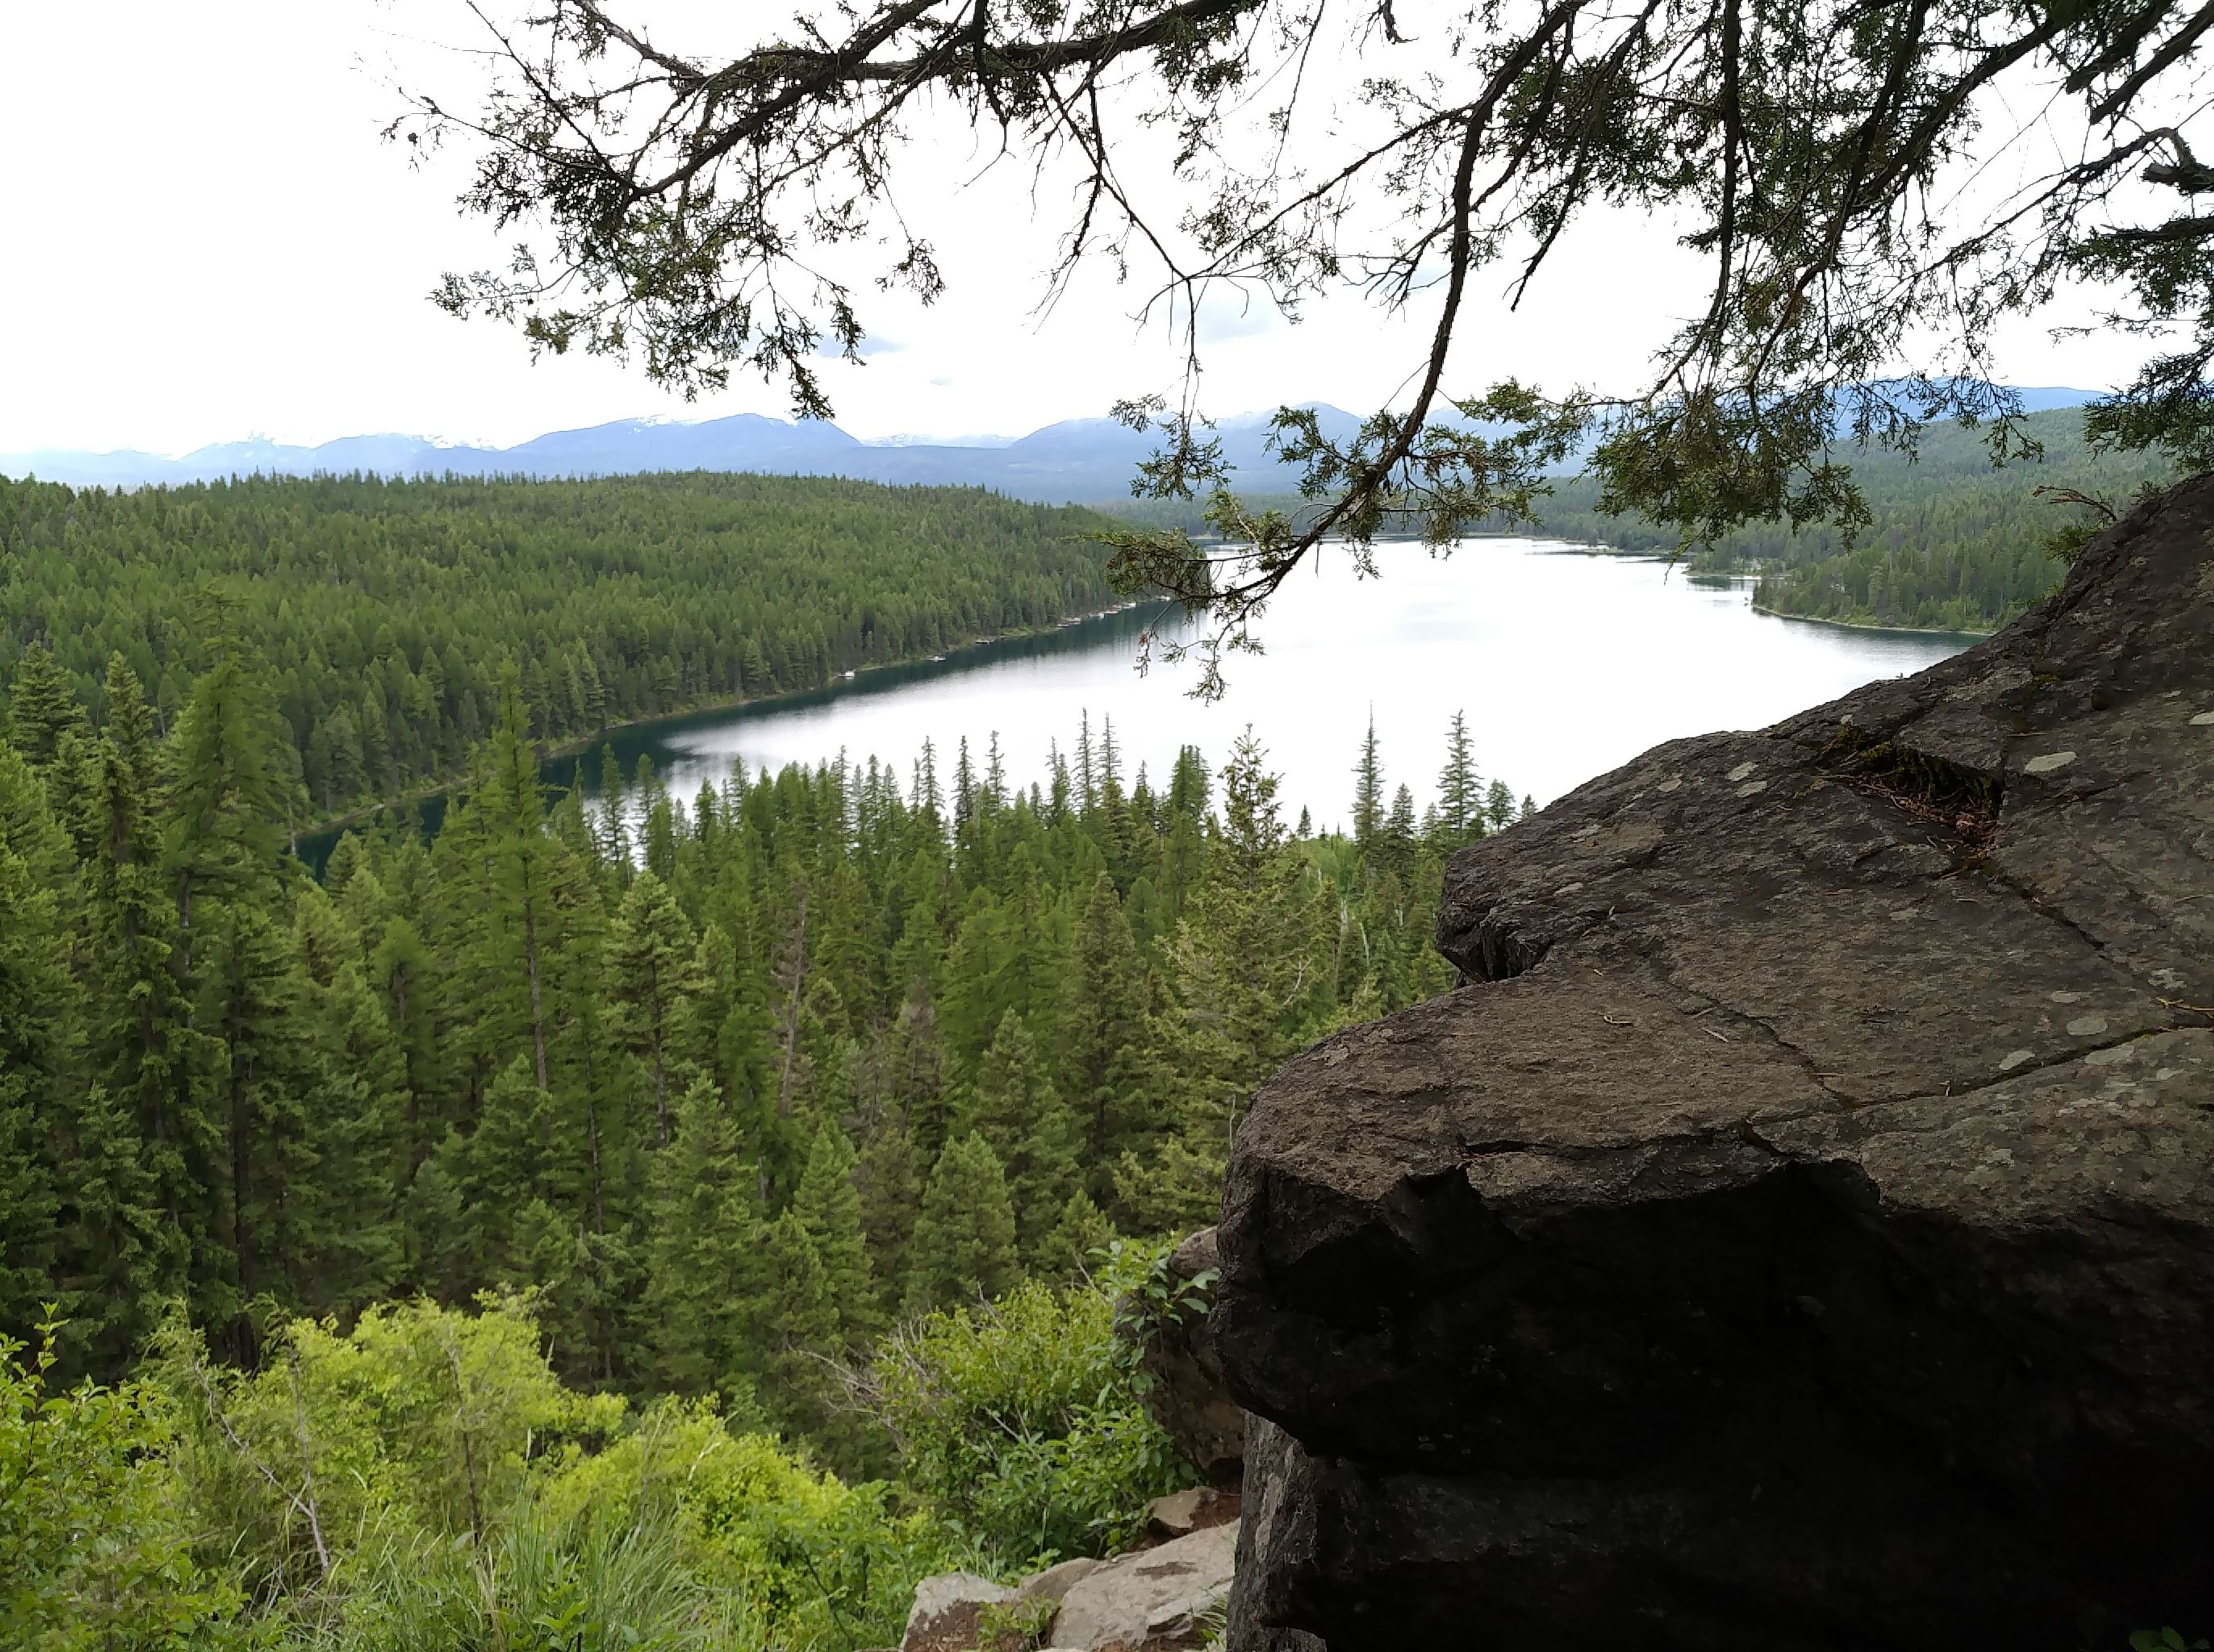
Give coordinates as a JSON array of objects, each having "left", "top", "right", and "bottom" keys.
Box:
[{"left": 1217, "top": 477, "right": 2214, "bottom": 1650}]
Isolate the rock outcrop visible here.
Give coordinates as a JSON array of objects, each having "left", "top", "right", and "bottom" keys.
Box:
[
  {"left": 1217, "top": 478, "right": 2214, "bottom": 1649},
  {"left": 1138, "top": 1228, "right": 1246, "bottom": 1486},
  {"left": 899, "top": 1573, "right": 1019, "bottom": 1652},
  {"left": 1050, "top": 1522, "right": 1241, "bottom": 1650},
  {"left": 898, "top": 1524, "right": 1240, "bottom": 1651}
]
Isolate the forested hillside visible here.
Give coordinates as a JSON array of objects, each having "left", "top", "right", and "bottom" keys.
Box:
[
  {"left": 1512, "top": 410, "right": 2172, "bottom": 631},
  {"left": 0, "top": 472, "right": 1118, "bottom": 822},
  {"left": 1098, "top": 410, "right": 2170, "bottom": 633},
  {"left": 0, "top": 633, "right": 1515, "bottom": 1641},
  {"left": 0, "top": 642, "right": 1505, "bottom": 1383}
]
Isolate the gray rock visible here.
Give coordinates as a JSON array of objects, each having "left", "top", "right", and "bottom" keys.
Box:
[
  {"left": 1136, "top": 1227, "right": 1246, "bottom": 1485},
  {"left": 1215, "top": 477, "right": 2214, "bottom": 1649},
  {"left": 901, "top": 1572, "right": 1015, "bottom": 1652},
  {"left": 1146, "top": 1484, "right": 1241, "bottom": 1540},
  {"left": 1018, "top": 1556, "right": 1102, "bottom": 1605},
  {"left": 1048, "top": 1521, "right": 1240, "bottom": 1650}
]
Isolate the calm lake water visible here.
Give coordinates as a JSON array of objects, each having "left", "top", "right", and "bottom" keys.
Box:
[{"left": 586, "top": 539, "right": 1971, "bottom": 832}]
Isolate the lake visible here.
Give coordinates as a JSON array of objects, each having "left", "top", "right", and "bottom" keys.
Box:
[{"left": 585, "top": 539, "right": 1972, "bottom": 832}]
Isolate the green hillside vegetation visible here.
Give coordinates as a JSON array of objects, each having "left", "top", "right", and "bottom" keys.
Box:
[
  {"left": 0, "top": 1273, "right": 1173, "bottom": 1650},
  {"left": 1095, "top": 409, "right": 2170, "bottom": 633},
  {"left": 1525, "top": 408, "right": 2171, "bottom": 631},
  {"left": 0, "top": 628, "right": 1518, "bottom": 1643},
  {"left": 0, "top": 471, "right": 1119, "bottom": 824}
]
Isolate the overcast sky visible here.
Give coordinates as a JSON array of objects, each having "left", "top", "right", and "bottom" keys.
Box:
[{"left": 1, "top": 3, "right": 2148, "bottom": 457}]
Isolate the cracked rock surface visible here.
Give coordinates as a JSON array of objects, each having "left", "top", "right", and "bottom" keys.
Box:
[{"left": 1217, "top": 477, "right": 2214, "bottom": 1650}]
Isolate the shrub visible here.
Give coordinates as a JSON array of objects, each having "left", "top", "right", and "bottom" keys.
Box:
[
  {"left": 0, "top": 1322, "right": 245, "bottom": 1650},
  {"left": 865, "top": 1246, "right": 1197, "bottom": 1568}
]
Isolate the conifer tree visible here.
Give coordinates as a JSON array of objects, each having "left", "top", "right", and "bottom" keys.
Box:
[
  {"left": 607, "top": 870, "right": 698, "bottom": 1145},
  {"left": 1169, "top": 731, "right": 1325, "bottom": 1115},
  {"left": 903, "top": 1131, "right": 1018, "bottom": 1317},
  {"left": 1039, "top": 1188, "right": 1116, "bottom": 1282},
  {"left": 1383, "top": 784, "right": 1419, "bottom": 879},
  {"left": 854, "top": 1123, "right": 919, "bottom": 1319},
  {"left": 5, "top": 643, "right": 83, "bottom": 771},
  {"left": 1484, "top": 779, "right": 1518, "bottom": 832},
  {"left": 1351, "top": 717, "right": 1384, "bottom": 852},
  {"left": 474, "top": 670, "right": 559, "bottom": 1089},
  {"left": 77, "top": 659, "right": 184, "bottom": 1321},
  {"left": 965, "top": 1011, "right": 1077, "bottom": 1261},
  {"left": 1434, "top": 711, "right": 1483, "bottom": 848},
  {"left": 369, "top": 917, "right": 440, "bottom": 1177},
  {"left": 751, "top": 1208, "right": 839, "bottom": 1434},
  {"left": 1057, "top": 874, "right": 1153, "bottom": 1187},
  {"left": 0, "top": 764, "right": 63, "bottom": 1341},
  {"left": 792, "top": 1117, "right": 877, "bottom": 1346},
  {"left": 163, "top": 637, "right": 295, "bottom": 1335},
  {"left": 642, "top": 1077, "right": 758, "bottom": 1397}
]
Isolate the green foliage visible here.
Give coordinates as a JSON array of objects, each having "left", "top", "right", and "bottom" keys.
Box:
[
  {"left": 0, "top": 1323, "right": 246, "bottom": 1650},
  {"left": 310, "top": 1498, "right": 754, "bottom": 1652},
  {"left": 0, "top": 617, "right": 1497, "bottom": 1391},
  {"left": 536, "top": 1402, "right": 956, "bottom": 1649},
  {"left": 904, "top": 1132, "right": 1021, "bottom": 1317},
  {"left": 154, "top": 1295, "right": 623, "bottom": 1602},
  {"left": 974, "top": 1596, "right": 1058, "bottom": 1648},
  {"left": 1512, "top": 409, "right": 2176, "bottom": 633},
  {"left": 0, "top": 470, "right": 1120, "bottom": 823},
  {"left": 0, "top": 503, "right": 1525, "bottom": 1642},
  {"left": 867, "top": 1251, "right": 1196, "bottom": 1568},
  {"left": 117, "top": 1294, "right": 964, "bottom": 1651}
]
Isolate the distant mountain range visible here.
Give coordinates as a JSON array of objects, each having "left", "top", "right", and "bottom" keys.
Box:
[{"left": 0, "top": 389, "right": 2100, "bottom": 506}]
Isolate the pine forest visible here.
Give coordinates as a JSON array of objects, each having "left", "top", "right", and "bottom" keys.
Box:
[
  {"left": 0, "top": 512, "right": 1520, "bottom": 1643},
  {"left": 0, "top": 470, "right": 1120, "bottom": 821}
]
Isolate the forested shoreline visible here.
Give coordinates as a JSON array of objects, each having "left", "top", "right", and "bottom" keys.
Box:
[
  {"left": 0, "top": 471, "right": 1121, "bottom": 830},
  {"left": 1096, "top": 408, "right": 2170, "bottom": 635}
]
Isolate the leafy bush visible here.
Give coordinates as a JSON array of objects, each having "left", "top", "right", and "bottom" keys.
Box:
[
  {"left": 141, "top": 1293, "right": 960, "bottom": 1651},
  {"left": 0, "top": 1323, "right": 244, "bottom": 1650},
  {"left": 153, "top": 1293, "right": 623, "bottom": 1605},
  {"left": 865, "top": 1246, "right": 1198, "bottom": 1568},
  {"left": 537, "top": 1400, "right": 960, "bottom": 1649}
]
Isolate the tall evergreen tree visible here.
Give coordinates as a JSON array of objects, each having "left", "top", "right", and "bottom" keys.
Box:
[
  {"left": 5, "top": 643, "right": 82, "bottom": 771},
  {"left": 1434, "top": 710, "right": 1483, "bottom": 848},
  {"left": 1057, "top": 877, "right": 1152, "bottom": 1190},
  {"left": 854, "top": 1123, "right": 919, "bottom": 1321},
  {"left": 1351, "top": 717, "right": 1384, "bottom": 851},
  {"left": 642, "top": 1077, "right": 758, "bottom": 1398},
  {"left": 903, "top": 1131, "right": 1018, "bottom": 1317},
  {"left": 792, "top": 1117, "right": 877, "bottom": 1346},
  {"left": 163, "top": 638, "right": 294, "bottom": 1337},
  {"left": 750, "top": 1209, "right": 839, "bottom": 1436},
  {"left": 1484, "top": 779, "right": 1518, "bottom": 832},
  {"left": 473, "top": 670, "right": 560, "bottom": 1090},
  {"left": 0, "top": 750, "right": 64, "bottom": 1341},
  {"left": 607, "top": 870, "right": 698, "bottom": 1145},
  {"left": 965, "top": 1012, "right": 1077, "bottom": 1262}
]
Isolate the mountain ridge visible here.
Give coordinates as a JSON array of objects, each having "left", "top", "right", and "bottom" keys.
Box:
[{"left": 1, "top": 389, "right": 2100, "bottom": 506}]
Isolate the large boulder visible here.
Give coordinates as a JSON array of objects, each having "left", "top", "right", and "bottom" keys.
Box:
[
  {"left": 1136, "top": 1228, "right": 1247, "bottom": 1485},
  {"left": 900, "top": 1573, "right": 1018, "bottom": 1652},
  {"left": 1048, "top": 1521, "right": 1241, "bottom": 1650},
  {"left": 897, "top": 1527, "right": 1239, "bottom": 1652},
  {"left": 1217, "top": 477, "right": 2214, "bottom": 1650}
]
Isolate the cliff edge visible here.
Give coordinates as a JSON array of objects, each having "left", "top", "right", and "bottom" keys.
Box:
[{"left": 1215, "top": 476, "right": 2214, "bottom": 1649}]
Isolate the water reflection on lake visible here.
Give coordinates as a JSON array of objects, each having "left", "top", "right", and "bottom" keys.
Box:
[{"left": 608, "top": 540, "right": 1971, "bottom": 831}]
